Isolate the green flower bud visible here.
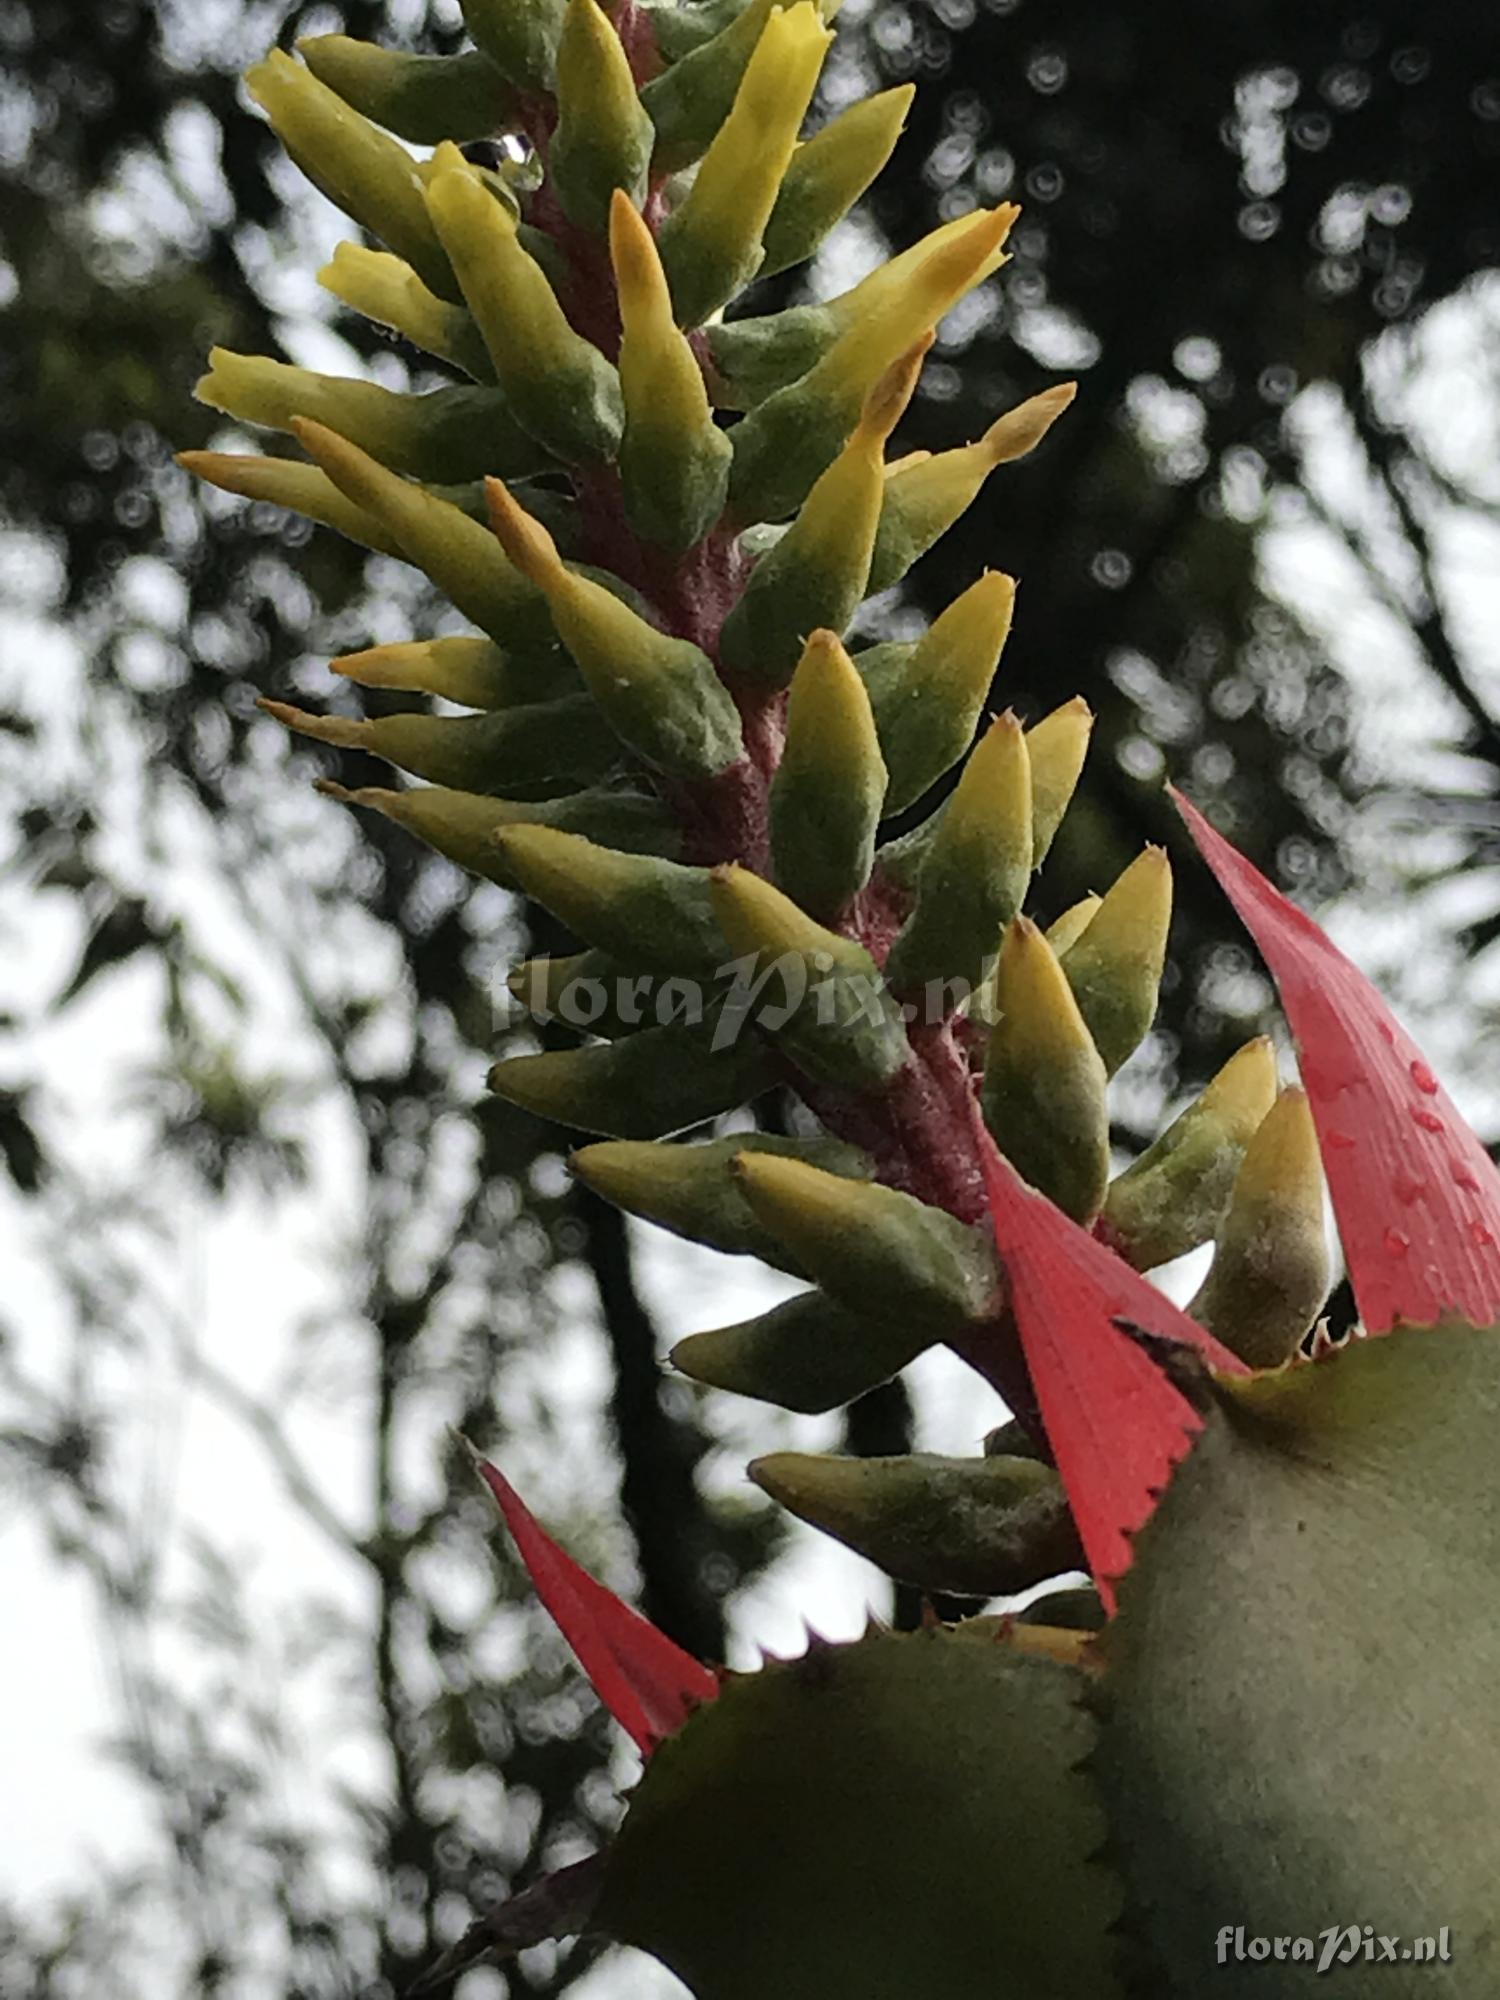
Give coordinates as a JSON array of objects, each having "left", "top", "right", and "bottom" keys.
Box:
[
  {"left": 491, "top": 825, "right": 728, "bottom": 975},
  {"left": 727, "top": 203, "right": 1014, "bottom": 522},
  {"left": 318, "top": 243, "right": 494, "bottom": 381},
  {"left": 868, "top": 382, "right": 1076, "bottom": 594},
  {"left": 425, "top": 168, "right": 624, "bottom": 465},
  {"left": 1104, "top": 1037, "right": 1279, "bottom": 1272},
  {"left": 246, "top": 52, "right": 457, "bottom": 301},
  {"left": 866, "top": 571, "right": 1016, "bottom": 814},
  {"left": 551, "top": 0, "right": 655, "bottom": 232},
  {"left": 709, "top": 865, "right": 910, "bottom": 1090},
  {"left": 330, "top": 635, "right": 571, "bottom": 710},
  {"left": 731, "top": 1151, "right": 999, "bottom": 1331},
  {"left": 292, "top": 419, "right": 545, "bottom": 644},
  {"left": 884, "top": 711, "right": 1032, "bottom": 996},
  {"left": 262, "top": 693, "right": 619, "bottom": 795},
  {"left": 489, "top": 1027, "right": 773, "bottom": 1138},
  {"left": 572, "top": 1133, "right": 873, "bottom": 1268},
  {"left": 770, "top": 631, "right": 887, "bottom": 921},
  {"left": 749, "top": 1450, "right": 1079, "bottom": 1598},
  {"left": 318, "top": 779, "right": 679, "bottom": 883},
  {"left": 672, "top": 1286, "right": 936, "bottom": 1414},
  {"left": 644, "top": 0, "right": 756, "bottom": 62},
  {"left": 485, "top": 480, "right": 746, "bottom": 779},
  {"left": 719, "top": 342, "right": 927, "bottom": 683},
  {"left": 759, "top": 84, "right": 914, "bottom": 280},
  {"left": 506, "top": 949, "right": 654, "bottom": 1039},
  {"left": 610, "top": 192, "right": 733, "bottom": 551},
  {"left": 1025, "top": 697, "right": 1093, "bottom": 865},
  {"left": 297, "top": 35, "right": 514, "bottom": 144},
  {"left": 194, "top": 350, "right": 547, "bottom": 484},
  {"left": 1188, "top": 1085, "right": 1330, "bottom": 1369},
  {"left": 1059, "top": 845, "right": 1172, "bottom": 1076},
  {"left": 709, "top": 206, "right": 1012, "bottom": 412},
  {"left": 461, "top": 0, "right": 566, "bottom": 95},
  {"left": 981, "top": 917, "right": 1111, "bottom": 1224},
  {"left": 658, "top": 3, "right": 833, "bottom": 328},
  {"left": 641, "top": 0, "right": 840, "bottom": 174},
  {"left": 176, "top": 450, "right": 403, "bottom": 558}
]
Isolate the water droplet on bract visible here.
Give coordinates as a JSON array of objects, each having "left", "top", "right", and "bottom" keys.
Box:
[
  {"left": 1410, "top": 1060, "right": 1439, "bottom": 1095},
  {"left": 1392, "top": 1172, "right": 1425, "bottom": 1207},
  {"left": 1383, "top": 1226, "right": 1410, "bottom": 1258},
  {"left": 1413, "top": 1109, "right": 1444, "bottom": 1134},
  {"left": 1378, "top": 1022, "right": 1396, "bottom": 1046},
  {"left": 1471, "top": 1222, "right": 1495, "bottom": 1248},
  {"left": 1453, "top": 1163, "right": 1481, "bottom": 1192},
  {"left": 1325, "top": 1128, "right": 1356, "bottom": 1150}
]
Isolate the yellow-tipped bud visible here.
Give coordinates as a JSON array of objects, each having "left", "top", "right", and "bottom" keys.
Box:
[
  {"left": 292, "top": 420, "right": 541, "bottom": 643},
  {"left": 322, "top": 780, "right": 679, "bottom": 885},
  {"left": 246, "top": 52, "right": 455, "bottom": 301},
  {"left": 969, "top": 895, "right": 1102, "bottom": 1031},
  {"left": 981, "top": 918, "right": 1111, "bottom": 1223},
  {"left": 770, "top": 631, "right": 888, "bottom": 920},
  {"left": 1046, "top": 895, "right": 1103, "bottom": 957},
  {"left": 869, "top": 382, "right": 1076, "bottom": 593},
  {"left": 708, "top": 864, "right": 908, "bottom": 1089},
  {"left": 261, "top": 692, "right": 617, "bottom": 793},
  {"left": 485, "top": 479, "right": 744, "bottom": 777},
  {"left": 194, "top": 349, "right": 541, "bottom": 484},
  {"left": 460, "top": 0, "right": 566, "bottom": 95},
  {"left": 673, "top": 1289, "right": 935, "bottom": 1416},
  {"left": 1025, "top": 697, "right": 1094, "bottom": 866},
  {"left": 728, "top": 204, "right": 1015, "bottom": 523},
  {"left": 316, "top": 780, "right": 533, "bottom": 884},
  {"left": 609, "top": 192, "right": 733, "bottom": 550},
  {"left": 1059, "top": 846, "right": 1173, "bottom": 1076},
  {"left": 719, "top": 340, "right": 928, "bottom": 684},
  {"left": 318, "top": 243, "right": 493, "bottom": 381},
  {"left": 176, "top": 450, "right": 402, "bottom": 558},
  {"left": 490, "top": 824, "right": 727, "bottom": 975},
  {"left": 425, "top": 168, "right": 623, "bottom": 465},
  {"left": 1189, "top": 1085, "right": 1330, "bottom": 1369},
  {"left": 573, "top": 1133, "right": 872, "bottom": 1269},
  {"left": 641, "top": 0, "right": 841, "bottom": 174},
  {"left": 489, "top": 1029, "right": 773, "bottom": 1139},
  {"left": 1104, "top": 1037, "right": 1280, "bottom": 1272},
  {"left": 749, "top": 1450, "right": 1076, "bottom": 1597},
  {"left": 759, "top": 84, "right": 915, "bottom": 280},
  {"left": 884, "top": 711, "right": 1032, "bottom": 996},
  {"left": 872, "top": 571, "right": 1017, "bottom": 813},
  {"left": 296, "top": 36, "right": 514, "bottom": 145},
  {"left": 551, "top": 0, "right": 655, "bottom": 233},
  {"left": 331, "top": 635, "right": 567, "bottom": 711},
  {"left": 731, "top": 1153, "right": 998, "bottom": 1330},
  {"left": 659, "top": 2, "right": 834, "bottom": 328}
]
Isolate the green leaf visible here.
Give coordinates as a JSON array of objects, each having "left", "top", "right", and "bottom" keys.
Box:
[
  {"left": 597, "top": 1624, "right": 1125, "bottom": 1998},
  {"left": 1097, "top": 1322, "right": 1500, "bottom": 1995}
]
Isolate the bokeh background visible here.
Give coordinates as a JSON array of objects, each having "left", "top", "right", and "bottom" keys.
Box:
[{"left": 3, "top": 0, "right": 1499, "bottom": 1992}]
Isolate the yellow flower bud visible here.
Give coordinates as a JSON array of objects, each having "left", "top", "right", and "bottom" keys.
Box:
[
  {"left": 485, "top": 479, "right": 745, "bottom": 778},
  {"left": 551, "top": 0, "right": 655, "bottom": 232},
  {"left": 770, "top": 630, "right": 887, "bottom": 920},
  {"left": 425, "top": 169, "right": 623, "bottom": 465},
  {"left": 317, "top": 243, "right": 493, "bottom": 381},
  {"left": 981, "top": 917, "right": 1111, "bottom": 1223},
  {"left": 609, "top": 192, "right": 733, "bottom": 550},
  {"left": 658, "top": 2, "right": 834, "bottom": 328},
  {"left": 759, "top": 84, "right": 915, "bottom": 280},
  {"left": 296, "top": 35, "right": 514, "bottom": 144},
  {"left": 176, "top": 450, "right": 402, "bottom": 559},
  {"left": 1059, "top": 846, "right": 1173, "bottom": 1076},
  {"left": 246, "top": 52, "right": 455, "bottom": 301},
  {"left": 1025, "top": 696, "right": 1093, "bottom": 865}
]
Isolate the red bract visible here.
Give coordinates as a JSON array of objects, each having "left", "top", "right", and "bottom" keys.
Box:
[
  {"left": 474, "top": 1456, "right": 719, "bottom": 1755},
  {"left": 977, "top": 1126, "right": 1248, "bottom": 1614},
  {"left": 1173, "top": 789, "right": 1500, "bottom": 1334}
]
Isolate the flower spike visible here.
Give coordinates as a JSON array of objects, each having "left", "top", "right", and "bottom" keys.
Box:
[
  {"left": 976, "top": 1118, "right": 1248, "bottom": 1613},
  {"left": 467, "top": 1449, "right": 718, "bottom": 1754},
  {"left": 1173, "top": 788, "right": 1500, "bottom": 1333}
]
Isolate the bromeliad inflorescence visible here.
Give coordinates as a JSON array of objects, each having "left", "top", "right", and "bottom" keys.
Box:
[{"left": 182, "top": 1, "right": 1500, "bottom": 1992}]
